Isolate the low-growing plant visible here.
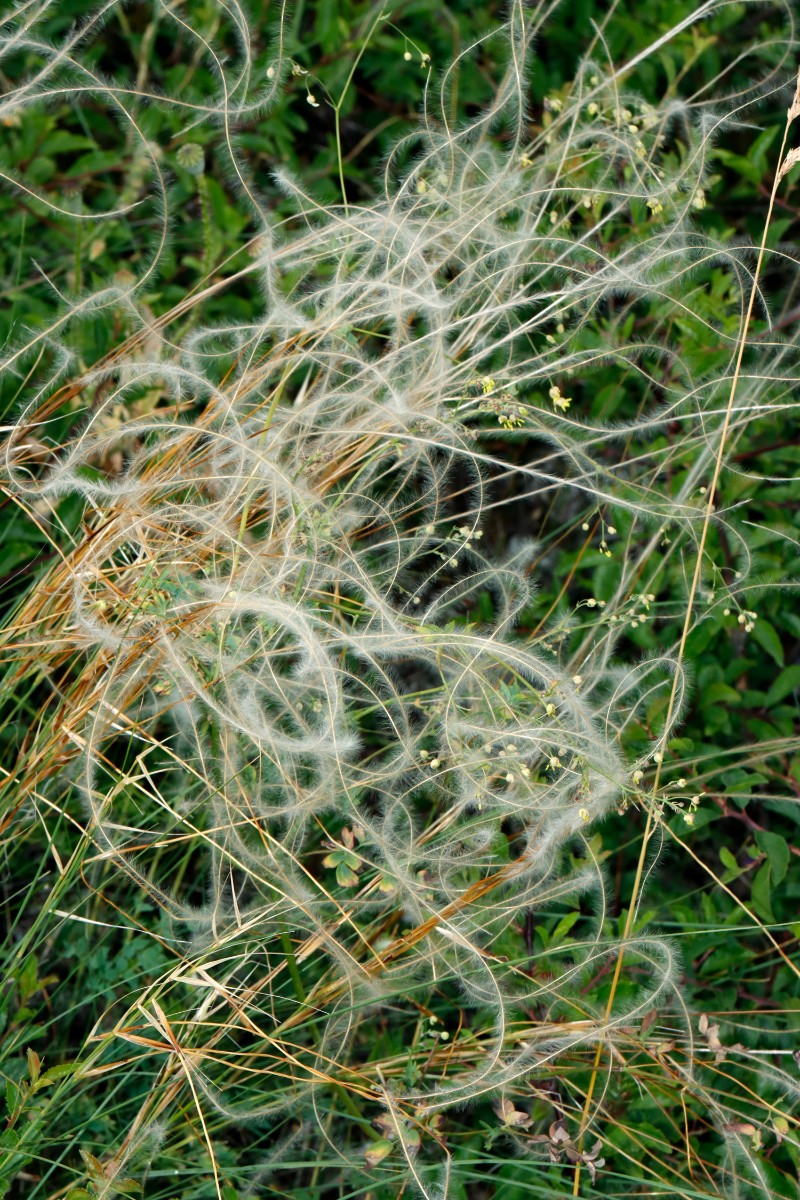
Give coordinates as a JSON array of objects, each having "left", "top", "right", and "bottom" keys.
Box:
[{"left": 1, "top": 1, "right": 799, "bottom": 1197}]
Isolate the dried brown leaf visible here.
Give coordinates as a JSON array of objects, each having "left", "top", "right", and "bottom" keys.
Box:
[{"left": 778, "top": 145, "right": 800, "bottom": 180}]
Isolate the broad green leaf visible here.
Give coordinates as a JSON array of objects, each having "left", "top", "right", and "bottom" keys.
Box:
[
  {"left": 755, "top": 830, "right": 790, "bottom": 887},
  {"left": 750, "top": 619, "right": 784, "bottom": 667},
  {"left": 701, "top": 682, "right": 740, "bottom": 706},
  {"left": 719, "top": 846, "right": 744, "bottom": 881},
  {"left": 764, "top": 666, "right": 800, "bottom": 707},
  {"left": 750, "top": 862, "right": 774, "bottom": 923},
  {"left": 550, "top": 911, "right": 581, "bottom": 945},
  {"left": 335, "top": 862, "right": 359, "bottom": 888},
  {"left": 364, "top": 1139, "right": 394, "bottom": 1168}
]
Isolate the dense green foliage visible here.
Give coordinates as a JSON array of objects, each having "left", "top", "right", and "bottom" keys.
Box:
[{"left": 1, "top": 2, "right": 799, "bottom": 1198}]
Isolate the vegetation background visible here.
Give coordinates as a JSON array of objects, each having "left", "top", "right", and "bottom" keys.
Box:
[{"left": 1, "top": 1, "right": 799, "bottom": 1198}]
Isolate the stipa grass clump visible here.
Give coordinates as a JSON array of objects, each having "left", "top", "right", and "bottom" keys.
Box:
[{"left": 1, "top": 0, "right": 799, "bottom": 1196}]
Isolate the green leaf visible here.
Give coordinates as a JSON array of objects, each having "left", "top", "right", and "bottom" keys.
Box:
[
  {"left": 755, "top": 830, "right": 790, "bottom": 886},
  {"left": 684, "top": 621, "right": 716, "bottom": 657},
  {"left": 723, "top": 770, "right": 768, "bottom": 790},
  {"left": 364, "top": 1139, "right": 394, "bottom": 1168},
  {"left": 0, "top": 541, "right": 39, "bottom": 574},
  {"left": 26, "top": 1047, "right": 41, "bottom": 1083},
  {"left": 17, "top": 956, "right": 38, "bottom": 1001},
  {"left": 719, "top": 846, "right": 744, "bottom": 881},
  {"left": 79, "top": 1149, "right": 106, "bottom": 1182},
  {"left": 64, "top": 149, "right": 122, "bottom": 177},
  {"left": 721, "top": 769, "right": 768, "bottom": 809},
  {"left": 750, "top": 619, "right": 784, "bottom": 667},
  {"left": 550, "top": 911, "right": 581, "bottom": 945},
  {"left": 750, "top": 861, "right": 774, "bottom": 923},
  {"left": 764, "top": 666, "right": 800, "bottom": 707},
  {"left": 402, "top": 1126, "right": 422, "bottom": 1150},
  {"left": 111, "top": 1177, "right": 143, "bottom": 1194},
  {"left": 39, "top": 131, "right": 97, "bottom": 154},
  {"left": 700, "top": 682, "right": 740, "bottom": 706},
  {"left": 634, "top": 908, "right": 658, "bottom": 935},
  {"left": 335, "top": 862, "right": 359, "bottom": 887},
  {"left": 38, "top": 1060, "right": 79, "bottom": 1087}
]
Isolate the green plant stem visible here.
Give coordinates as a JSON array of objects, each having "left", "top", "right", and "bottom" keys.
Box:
[{"left": 280, "top": 924, "right": 306, "bottom": 1002}]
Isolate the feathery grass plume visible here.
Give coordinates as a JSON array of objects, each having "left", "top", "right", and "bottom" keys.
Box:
[{"left": 1, "top": 0, "right": 799, "bottom": 1196}]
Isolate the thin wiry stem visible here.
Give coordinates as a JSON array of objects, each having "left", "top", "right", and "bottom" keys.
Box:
[{"left": 573, "top": 68, "right": 800, "bottom": 1196}]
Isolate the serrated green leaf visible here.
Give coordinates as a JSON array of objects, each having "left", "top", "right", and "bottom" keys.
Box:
[
  {"left": 4, "top": 1081, "right": 19, "bottom": 1117},
  {"left": 38, "top": 1060, "right": 79, "bottom": 1087}
]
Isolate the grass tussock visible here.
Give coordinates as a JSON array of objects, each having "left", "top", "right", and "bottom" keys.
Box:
[{"left": 1, "top": 1, "right": 800, "bottom": 1197}]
